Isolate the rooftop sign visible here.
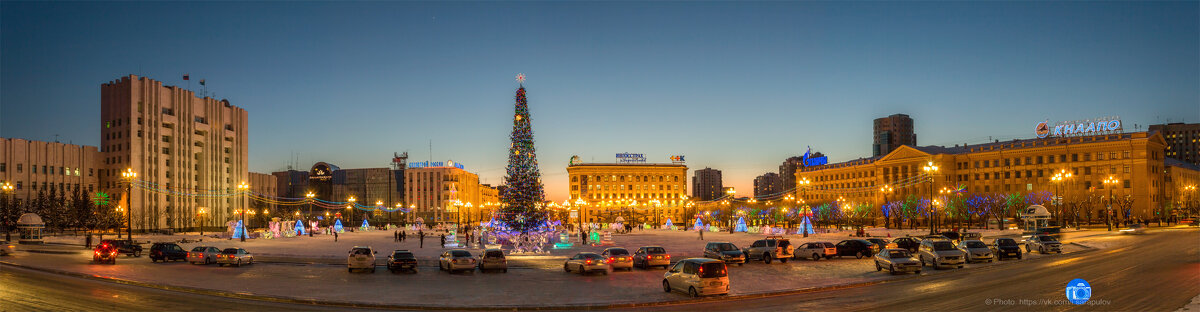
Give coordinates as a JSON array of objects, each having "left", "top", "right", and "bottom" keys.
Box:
[
  {"left": 408, "top": 160, "right": 465, "bottom": 170},
  {"left": 616, "top": 153, "right": 646, "bottom": 163},
  {"left": 802, "top": 147, "right": 827, "bottom": 167},
  {"left": 1036, "top": 117, "right": 1122, "bottom": 139}
]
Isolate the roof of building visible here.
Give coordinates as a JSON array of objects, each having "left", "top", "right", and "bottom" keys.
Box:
[
  {"left": 568, "top": 163, "right": 686, "bottom": 167},
  {"left": 17, "top": 213, "right": 43, "bottom": 226},
  {"left": 1165, "top": 157, "right": 1200, "bottom": 172}
]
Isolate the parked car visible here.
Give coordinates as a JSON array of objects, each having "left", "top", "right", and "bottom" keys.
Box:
[
  {"left": 347, "top": 246, "right": 377, "bottom": 273},
  {"left": 439, "top": 249, "right": 476, "bottom": 273},
  {"left": 891, "top": 237, "right": 921, "bottom": 253},
  {"left": 662, "top": 258, "right": 729, "bottom": 297},
  {"left": 835, "top": 239, "right": 879, "bottom": 259},
  {"left": 188, "top": 246, "right": 222, "bottom": 264},
  {"left": 960, "top": 232, "right": 983, "bottom": 242},
  {"left": 478, "top": 249, "right": 508, "bottom": 273},
  {"left": 216, "top": 248, "right": 254, "bottom": 267},
  {"left": 1120, "top": 224, "right": 1147, "bottom": 235},
  {"left": 874, "top": 248, "right": 921, "bottom": 275},
  {"left": 1032, "top": 227, "right": 1062, "bottom": 239},
  {"left": 93, "top": 242, "right": 119, "bottom": 264},
  {"left": 865, "top": 238, "right": 890, "bottom": 250},
  {"left": 149, "top": 242, "right": 188, "bottom": 262},
  {"left": 921, "top": 235, "right": 951, "bottom": 241},
  {"left": 989, "top": 238, "right": 1022, "bottom": 260},
  {"left": 918, "top": 239, "right": 965, "bottom": 269},
  {"left": 704, "top": 242, "right": 745, "bottom": 266},
  {"left": 743, "top": 236, "right": 794, "bottom": 264},
  {"left": 1025, "top": 235, "right": 1062, "bottom": 254},
  {"left": 633, "top": 246, "right": 671, "bottom": 269},
  {"left": 0, "top": 240, "right": 14, "bottom": 256},
  {"left": 564, "top": 252, "right": 608, "bottom": 275},
  {"left": 956, "top": 240, "right": 994, "bottom": 263},
  {"left": 387, "top": 250, "right": 418, "bottom": 273},
  {"left": 939, "top": 231, "right": 961, "bottom": 242},
  {"left": 99, "top": 239, "right": 142, "bottom": 257},
  {"left": 794, "top": 242, "right": 836, "bottom": 261},
  {"left": 601, "top": 247, "right": 634, "bottom": 271}
]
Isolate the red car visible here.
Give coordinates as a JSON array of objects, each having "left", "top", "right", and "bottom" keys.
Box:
[{"left": 93, "top": 242, "right": 118, "bottom": 264}]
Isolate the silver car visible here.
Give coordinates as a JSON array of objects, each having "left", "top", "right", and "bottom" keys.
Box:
[
  {"left": 1025, "top": 235, "right": 1062, "bottom": 254},
  {"left": 564, "top": 252, "right": 609, "bottom": 275},
  {"left": 918, "top": 239, "right": 965, "bottom": 269},
  {"left": 957, "top": 240, "right": 994, "bottom": 263},
  {"left": 478, "top": 249, "right": 508, "bottom": 273},
  {"left": 188, "top": 246, "right": 221, "bottom": 264},
  {"left": 439, "top": 249, "right": 476, "bottom": 273},
  {"left": 874, "top": 248, "right": 921, "bottom": 274},
  {"left": 216, "top": 248, "right": 254, "bottom": 267}
]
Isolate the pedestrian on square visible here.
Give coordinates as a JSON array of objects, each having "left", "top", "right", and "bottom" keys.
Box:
[
  {"left": 419, "top": 232, "right": 425, "bottom": 248},
  {"left": 440, "top": 234, "right": 446, "bottom": 248},
  {"left": 334, "top": 231, "right": 339, "bottom": 242},
  {"left": 698, "top": 227, "right": 704, "bottom": 240}
]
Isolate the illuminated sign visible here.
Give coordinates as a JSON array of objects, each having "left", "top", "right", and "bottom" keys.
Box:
[
  {"left": 569, "top": 155, "right": 582, "bottom": 166},
  {"left": 1036, "top": 117, "right": 1122, "bottom": 139},
  {"left": 408, "top": 160, "right": 466, "bottom": 170},
  {"left": 669, "top": 155, "right": 686, "bottom": 164},
  {"left": 616, "top": 153, "right": 646, "bottom": 163},
  {"left": 802, "top": 147, "right": 827, "bottom": 167}
]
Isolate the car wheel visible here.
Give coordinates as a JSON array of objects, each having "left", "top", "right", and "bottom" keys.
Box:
[
  {"left": 133, "top": 250, "right": 141, "bottom": 257},
  {"left": 151, "top": 258, "right": 157, "bottom": 263},
  {"left": 916, "top": 270, "right": 921, "bottom": 274},
  {"left": 919, "top": 256, "right": 926, "bottom": 266},
  {"left": 601, "top": 270, "right": 608, "bottom": 276},
  {"left": 875, "top": 262, "right": 882, "bottom": 271},
  {"left": 370, "top": 268, "right": 376, "bottom": 273},
  {"left": 764, "top": 254, "right": 772, "bottom": 264},
  {"left": 1039, "top": 246, "right": 1045, "bottom": 254},
  {"left": 663, "top": 280, "right": 672, "bottom": 293},
  {"left": 890, "top": 265, "right": 897, "bottom": 275},
  {"left": 825, "top": 255, "right": 834, "bottom": 260},
  {"left": 688, "top": 287, "right": 699, "bottom": 297},
  {"left": 564, "top": 263, "right": 570, "bottom": 272},
  {"left": 781, "top": 257, "right": 788, "bottom": 263},
  {"left": 578, "top": 265, "right": 585, "bottom": 274},
  {"left": 503, "top": 269, "right": 508, "bottom": 273},
  {"left": 236, "top": 259, "right": 242, "bottom": 267},
  {"left": 1025, "top": 245, "right": 1030, "bottom": 253},
  {"left": 812, "top": 253, "right": 820, "bottom": 261},
  {"left": 856, "top": 251, "right": 864, "bottom": 259},
  {"left": 349, "top": 268, "right": 354, "bottom": 273}
]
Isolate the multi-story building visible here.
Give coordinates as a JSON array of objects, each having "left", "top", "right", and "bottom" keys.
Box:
[
  {"left": 100, "top": 75, "right": 248, "bottom": 233},
  {"left": 779, "top": 156, "right": 803, "bottom": 192},
  {"left": 568, "top": 162, "right": 688, "bottom": 224},
  {"left": 692, "top": 167, "right": 723, "bottom": 201},
  {"left": 295, "top": 161, "right": 406, "bottom": 223},
  {"left": 1164, "top": 158, "right": 1200, "bottom": 217},
  {"left": 873, "top": 114, "right": 917, "bottom": 157},
  {"left": 0, "top": 138, "right": 101, "bottom": 202},
  {"left": 753, "top": 172, "right": 783, "bottom": 197},
  {"left": 796, "top": 131, "right": 1167, "bottom": 223},
  {"left": 1150, "top": 123, "right": 1200, "bottom": 166},
  {"left": 405, "top": 162, "right": 483, "bottom": 225},
  {"left": 248, "top": 172, "right": 279, "bottom": 216}
]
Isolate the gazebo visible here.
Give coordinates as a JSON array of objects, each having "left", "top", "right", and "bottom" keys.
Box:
[
  {"left": 1019, "top": 205, "right": 1052, "bottom": 232},
  {"left": 17, "top": 213, "right": 45, "bottom": 244}
]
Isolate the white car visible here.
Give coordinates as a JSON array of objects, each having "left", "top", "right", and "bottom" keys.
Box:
[
  {"left": 348, "top": 246, "right": 377, "bottom": 273},
  {"left": 216, "top": 248, "right": 254, "bottom": 267},
  {"left": 918, "top": 239, "right": 965, "bottom": 269},
  {"left": 957, "top": 240, "right": 995, "bottom": 263},
  {"left": 795, "top": 241, "right": 837, "bottom": 261},
  {"left": 187, "top": 246, "right": 221, "bottom": 264},
  {"left": 600, "top": 247, "right": 634, "bottom": 271},
  {"left": 874, "top": 248, "right": 921, "bottom": 275},
  {"left": 564, "top": 252, "right": 608, "bottom": 275},
  {"left": 1025, "top": 235, "right": 1062, "bottom": 254},
  {"left": 0, "top": 241, "right": 14, "bottom": 256},
  {"left": 662, "top": 258, "right": 729, "bottom": 297},
  {"left": 439, "top": 249, "right": 476, "bottom": 273}
]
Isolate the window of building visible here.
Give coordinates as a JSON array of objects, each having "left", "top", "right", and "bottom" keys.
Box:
[
  {"left": 1005, "top": 159, "right": 1011, "bottom": 167},
  {"left": 0, "top": 163, "right": 4, "bottom": 172},
  {"left": 1123, "top": 151, "right": 1130, "bottom": 159},
  {"left": 983, "top": 161, "right": 989, "bottom": 168},
  {"left": 1005, "top": 171, "right": 1011, "bottom": 179},
  {"left": 1084, "top": 153, "right": 1091, "bottom": 161},
  {"left": 1124, "top": 180, "right": 1131, "bottom": 188},
  {"left": 992, "top": 160, "right": 999, "bottom": 167},
  {"left": 1084, "top": 167, "right": 1091, "bottom": 175},
  {"left": 1037, "top": 169, "right": 1044, "bottom": 177},
  {"left": 1037, "top": 156, "right": 1044, "bottom": 164},
  {"left": 1059, "top": 155, "right": 1067, "bottom": 162},
  {"left": 1123, "top": 165, "right": 1130, "bottom": 173},
  {"left": 1072, "top": 154, "right": 1078, "bottom": 162}
]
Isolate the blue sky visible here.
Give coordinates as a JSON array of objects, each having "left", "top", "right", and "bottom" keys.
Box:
[{"left": 2, "top": 1, "right": 1197, "bottom": 200}]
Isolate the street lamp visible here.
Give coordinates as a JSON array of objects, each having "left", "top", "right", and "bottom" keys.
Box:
[
  {"left": 880, "top": 184, "right": 894, "bottom": 229},
  {"left": 198, "top": 207, "right": 207, "bottom": 235},
  {"left": 305, "top": 191, "right": 316, "bottom": 237},
  {"left": 1103, "top": 176, "right": 1119, "bottom": 231},
  {"left": 236, "top": 181, "right": 249, "bottom": 242},
  {"left": 347, "top": 196, "right": 357, "bottom": 229},
  {"left": 922, "top": 161, "right": 939, "bottom": 235},
  {"left": 1051, "top": 169, "right": 1073, "bottom": 227},
  {"left": 121, "top": 169, "right": 138, "bottom": 241},
  {"left": 2, "top": 182, "right": 12, "bottom": 241}
]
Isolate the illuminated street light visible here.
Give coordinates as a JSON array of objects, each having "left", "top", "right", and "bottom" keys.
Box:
[{"left": 922, "top": 161, "right": 939, "bottom": 235}]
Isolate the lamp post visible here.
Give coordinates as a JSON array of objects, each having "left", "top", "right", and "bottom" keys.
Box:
[
  {"left": 880, "top": 184, "right": 894, "bottom": 229},
  {"left": 2, "top": 182, "right": 12, "bottom": 241},
  {"left": 347, "top": 196, "right": 357, "bottom": 229},
  {"left": 198, "top": 207, "right": 206, "bottom": 235},
  {"left": 306, "top": 191, "right": 316, "bottom": 237},
  {"left": 1103, "top": 176, "right": 1119, "bottom": 231},
  {"left": 922, "top": 161, "right": 939, "bottom": 235},
  {"left": 237, "top": 181, "right": 249, "bottom": 242},
  {"left": 1051, "top": 169, "right": 1073, "bottom": 228},
  {"left": 122, "top": 169, "right": 138, "bottom": 241},
  {"left": 1185, "top": 185, "right": 1196, "bottom": 223}
]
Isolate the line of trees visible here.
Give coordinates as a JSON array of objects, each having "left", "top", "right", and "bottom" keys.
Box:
[{"left": 0, "top": 187, "right": 123, "bottom": 238}]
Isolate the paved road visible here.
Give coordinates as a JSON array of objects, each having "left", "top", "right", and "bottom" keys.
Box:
[
  {"left": 0, "top": 265, "right": 328, "bottom": 311},
  {"left": 648, "top": 229, "right": 1200, "bottom": 311}
]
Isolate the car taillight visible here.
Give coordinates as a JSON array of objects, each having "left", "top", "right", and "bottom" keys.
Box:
[
  {"left": 95, "top": 251, "right": 101, "bottom": 255},
  {"left": 665, "top": 254, "right": 670, "bottom": 259},
  {"left": 607, "top": 258, "right": 614, "bottom": 263},
  {"left": 698, "top": 267, "right": 704, "bottom": 274},
  {"left": 586, "top": 259, "right": 593, "bottom": 265}
]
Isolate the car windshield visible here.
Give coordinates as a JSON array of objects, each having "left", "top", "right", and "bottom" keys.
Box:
[
  {"left": 1039, "top": 236, "right": 1058, "bottom": 242},
  {"left": 394, "top": 252, "right": 414, "bottom": 259},
  {"left": 715, "top": 243, "right": 738, "bottom": 251},
  {"left": 645, "top": 247, "right": 666, "bottom": 254},
  {"left": 698, "top": 262, "right": 727, "bottom": 278},
  {"left": 888, "top": 250, "right": 911, "bottom": 258},
  {"left": 932, "top": 242, "right": 955, "bottom": 251},
  {"left": 583, "top": 254, "right": 604, "bottom": 260},
  {"left": 608, "top": 249, "right": 629, "bottom": 256},
  {"left": 996, "top": 239, "right": 1017, "bottom": 246},
  {"left": 485, "top": 250, "right": 504, "bottom": 258},
  {"left": 965, "top": 241, "right": 987, "bottom": 248},
  {"left": 221, "top": 248, "right": 238, "bottom": 254},
  {"left": 451, "top": 250, "right": 472, "bottom": 257},
  {"left": 191, "top": 247, "right": 207, "bottom": 252},
  {"left": 352, "top": 248, "right": 372, "bottom": 255}
]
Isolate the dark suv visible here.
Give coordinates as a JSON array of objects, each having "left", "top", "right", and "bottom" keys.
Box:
[
  {"left": 387, "top": 250, "right": 418, "bottom": 273},
  {"left": 150, "top": 242, "right": 188, "bottom": 262},
  {"left": 892, "top": 237, "right": 920, "bottom": 253},
  {"left": 835, "top": 239, "right": 879, "bottom": 259},
  {"left": 99, "top": 239, "right": 142, "bottom": 257},
  {"left": 703, "top": 242, "right": 745, "bottom": 266},
  {"left": 990, "top": 238, "right": 1022, "bottom": 260}
]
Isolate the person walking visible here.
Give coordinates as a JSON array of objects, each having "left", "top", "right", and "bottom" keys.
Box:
[
  {"left": 419, "top": 232, "right": 425, "bottom": 248},
  {"left": 698, "top": 227, "right": 704, "bottom": 240},
  {"left": 334, "top": 230, "right": 339, "bottom": 242},
  {"left": 440, "top": 234, "right": 446, "bottom": 248}
]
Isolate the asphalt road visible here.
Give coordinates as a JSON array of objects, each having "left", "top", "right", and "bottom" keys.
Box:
[{"left": 649, "top": 229, "right": 1200, "bottom": 311}]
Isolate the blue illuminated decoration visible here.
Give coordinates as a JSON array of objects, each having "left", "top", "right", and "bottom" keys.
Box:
[
  {"left": 408, "top": 160, "right": 465, "bottom": 170},
  {"left": 616, "top": 153, "right": 646, "bottom": 163},
  {"left": 361, "top": 219, "right": 370, "bottom": 229},
  {"left": 334, "top": 219, "right": 344, "bottom": 233},
  {"left": 694, "top": 217, "right": 704, "bottom": 229},
  {"left": 734, "top": 217, "right": 747, "bottom": 232},
  {"left": 232, "top": 220, "right": 246, "bottom": 239},
  {"left": 294, "top": 220, "right": 307, "bottom": 235},
  {"left": 663, "top": 218, "right": 673, "bottom": 228},
  {"left": 798, "top": 215, "right": 814, "bottom": 235},
  {"left": 802, "top": 147, "right": 828, "bottom": 167}
]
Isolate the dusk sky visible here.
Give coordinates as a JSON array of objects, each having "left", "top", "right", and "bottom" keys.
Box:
[{"left": 2, "top": 1, "right": 1197, "bottom": 201}]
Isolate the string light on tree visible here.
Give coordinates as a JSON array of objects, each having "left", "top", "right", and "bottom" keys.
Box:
[{"left": 500, "top": 73, "right": 548, "bottom": 232}]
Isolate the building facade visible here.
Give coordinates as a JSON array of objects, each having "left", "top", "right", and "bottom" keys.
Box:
[
  {"left": 1164, "top": 158, "right": 1200, "bottom": 217},
  {"left": 0, "top": 138, "right": 101, "bottom": 202},
  {"left": 873, "top": 113, "right": 917, "bottom": 157},
  {"left": 248, "top": 172, "right": 279, "bottom": 216},
  {"left": 405, "top": 165, "right": 483, "bottom": 225},
  {"left": 796, "top": 131, "right": 1167, "bottom": 224},
  {"left": 692, "top": 167, "right": 723, "bottom": 201},
  {"left": 754, "top": 172, "right": 783, "bottom": 197},
  {"left": 568, "top": 163, "right": 688, "bottom": 224},
  {"left": 1149, "top": 123, "right": 1200, "bottom": 166},
  {"left": 100, "top": 75, "right": 248, "bottom": 233}
]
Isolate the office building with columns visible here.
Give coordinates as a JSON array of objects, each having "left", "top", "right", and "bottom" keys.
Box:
[
  {"left": 0, "top": 138, "right": 101, "bottom": 202},
  {"left": 567, "top": 161, "right": 688, "bottom": 224}
]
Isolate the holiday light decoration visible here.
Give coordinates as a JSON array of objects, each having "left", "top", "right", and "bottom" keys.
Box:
[
  {"left": 294, "top": 219, "right": 307, "bottom": 235},
  {"left": 734, "top": 217, "right": 747, "bottom": 232},
  {"left": 499, "top": 75, "right": 548, "bottom": 232},
  {"left": 694, "top": 217, "right": 704, "bottom": 230}
]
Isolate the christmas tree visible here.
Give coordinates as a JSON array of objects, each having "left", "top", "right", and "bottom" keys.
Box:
[{"left": 500, "top": 74, "right": 547, "bottom": 232}]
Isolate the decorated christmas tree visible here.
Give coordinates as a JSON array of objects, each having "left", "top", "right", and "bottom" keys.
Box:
[{"left": 500, "top": 74, "right": 547, "bottom": 233}]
